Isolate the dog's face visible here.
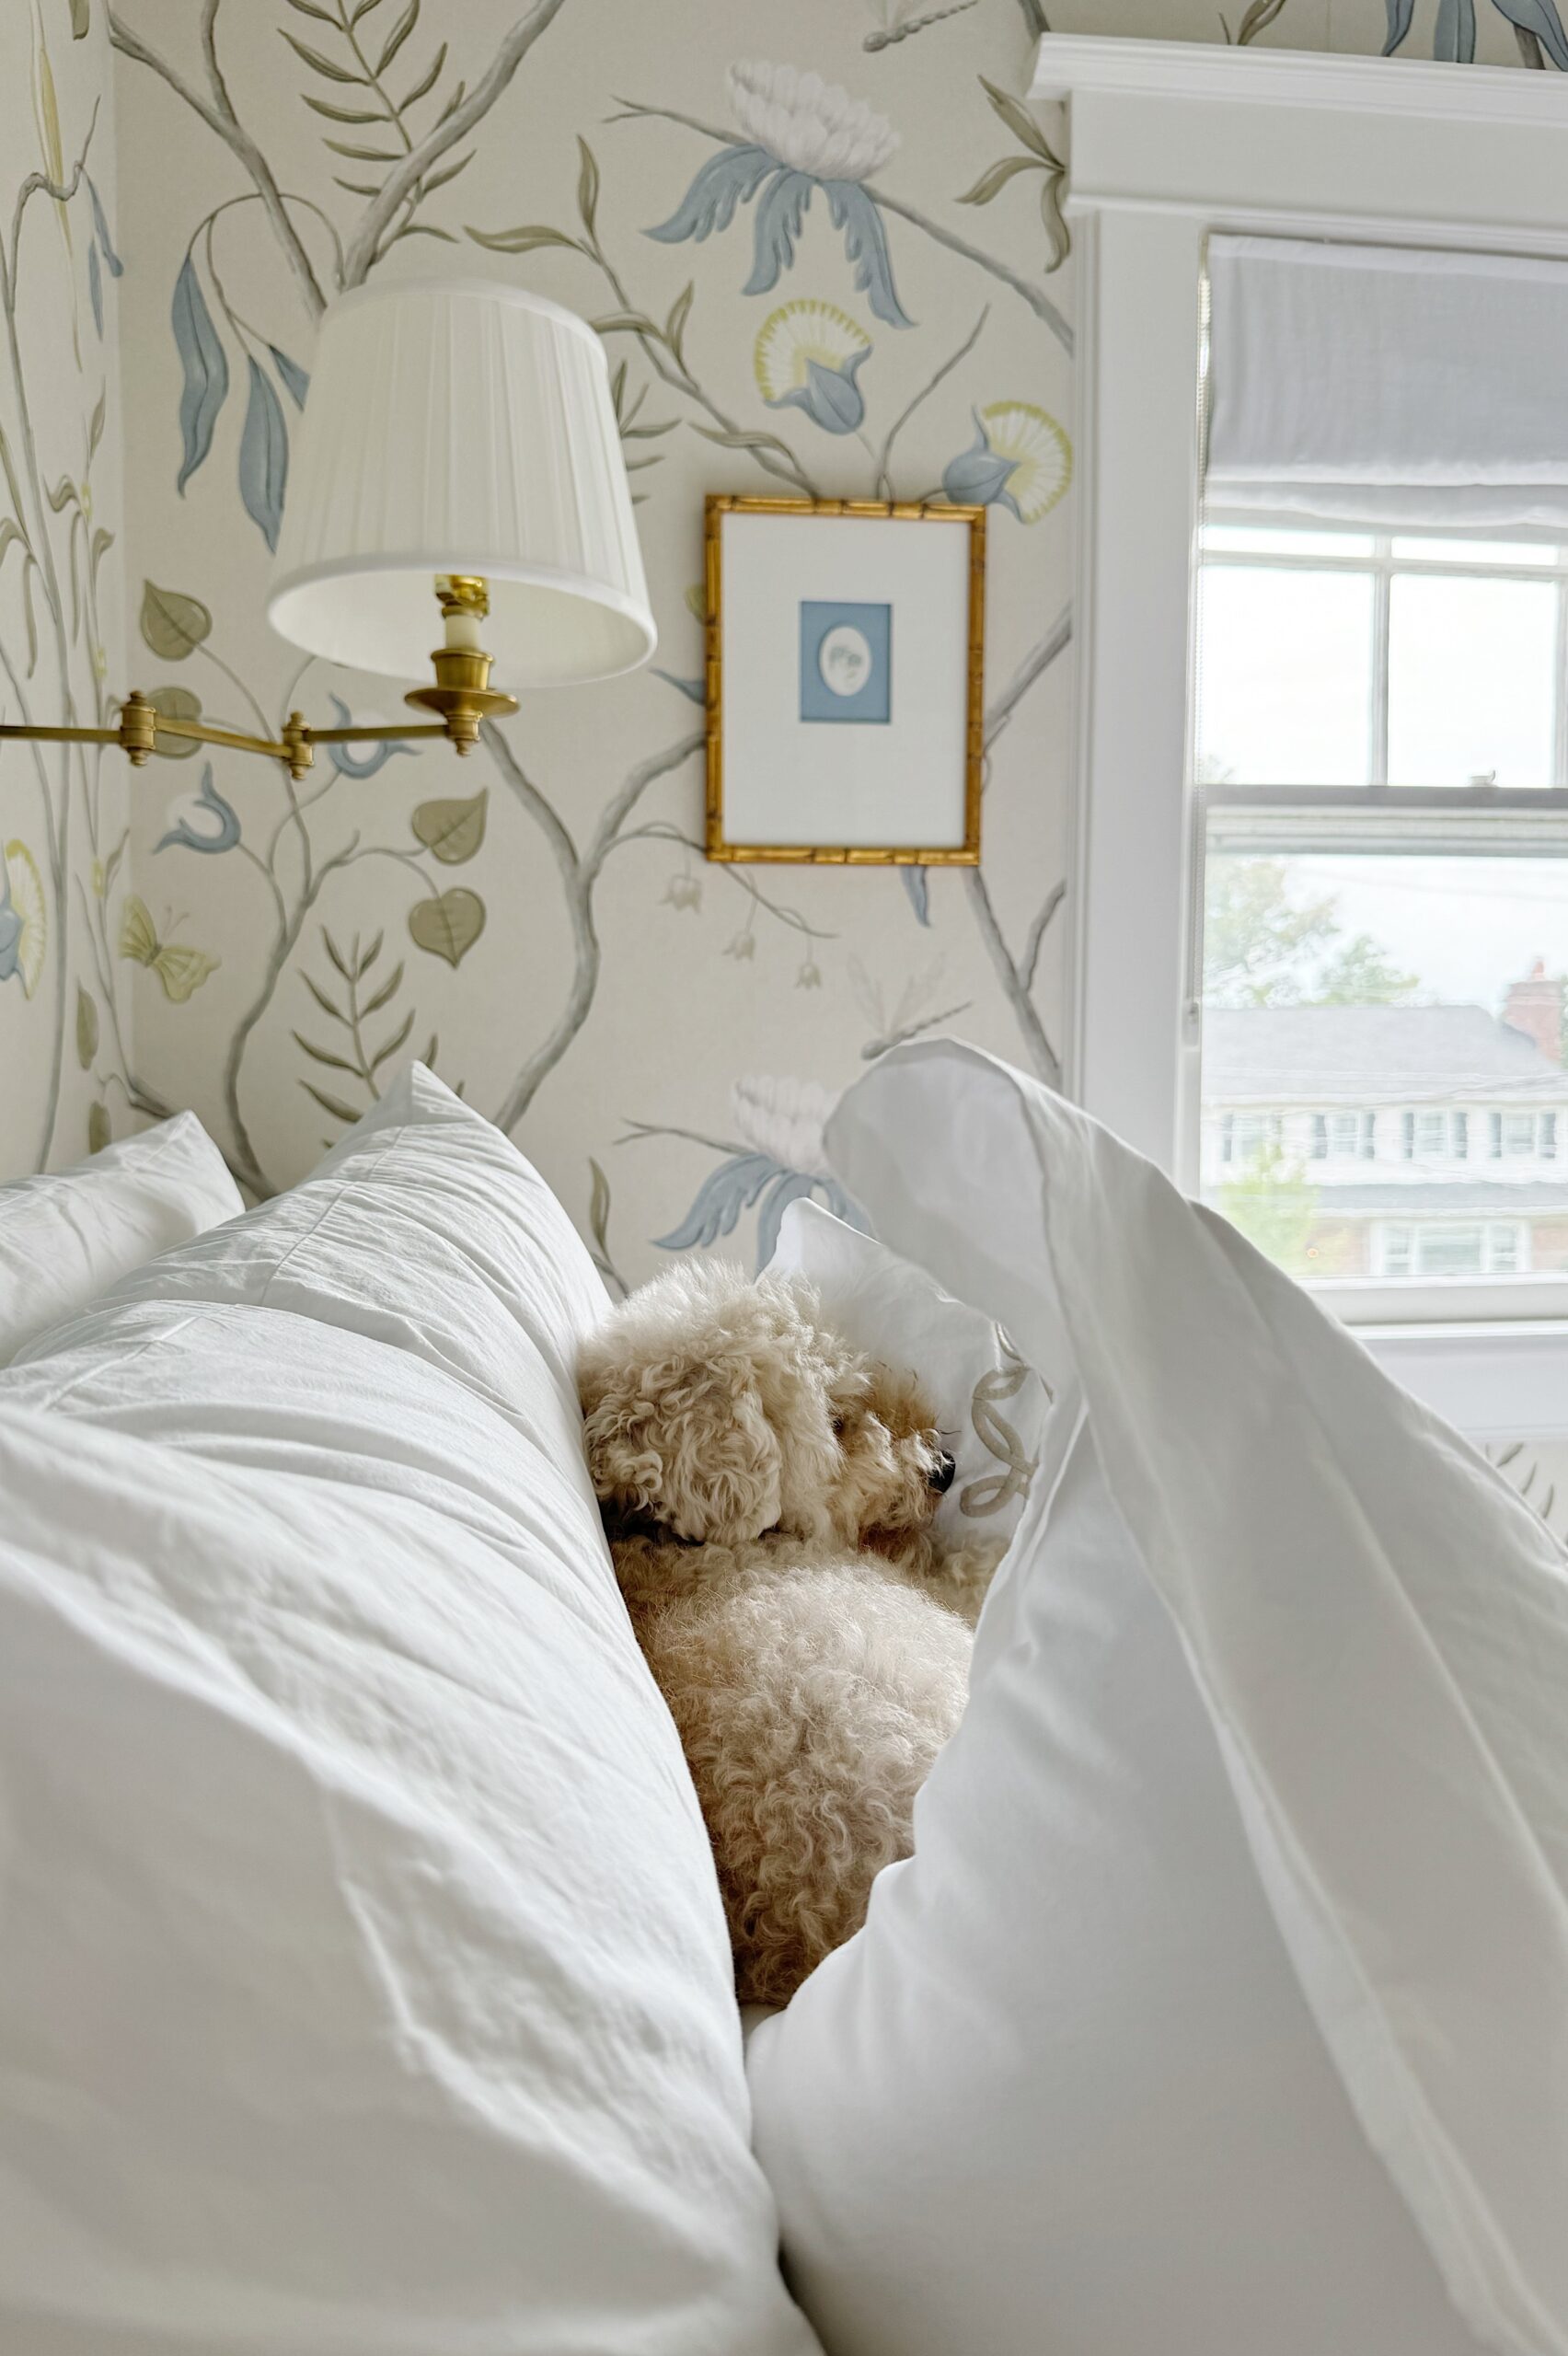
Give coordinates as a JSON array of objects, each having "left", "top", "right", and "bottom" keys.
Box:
[{"left": 578, "top": 1260, "right": 954, "bottom": 1551}]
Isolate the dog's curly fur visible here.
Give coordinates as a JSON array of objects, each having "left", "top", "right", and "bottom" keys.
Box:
[{"left": 578, "top": 1259, "right": 998, "bottom": 2005}]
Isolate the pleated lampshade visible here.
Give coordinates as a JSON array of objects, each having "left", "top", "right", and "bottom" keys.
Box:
[{"left": 267, "top": 277, "right": 657, "bottom": 687}]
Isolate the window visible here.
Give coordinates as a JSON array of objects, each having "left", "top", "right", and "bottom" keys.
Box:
[
  {"left": 1493, "top": 1112, "right": 1539, "bottom": 1159},
  {"left": 1197, "top": 521, "right": 1568, "bottom": 1298},
  {"left": 1220, "top": 1113, "right": 1280, "bottom": 1165},
  {"left": 1374, "top": 1221, "right": 1529, "bottom": 1279}
]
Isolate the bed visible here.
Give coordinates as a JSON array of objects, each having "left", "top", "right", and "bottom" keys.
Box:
[{"left": 1, "top": 1052, "right": 1563, "bottom": 2355}]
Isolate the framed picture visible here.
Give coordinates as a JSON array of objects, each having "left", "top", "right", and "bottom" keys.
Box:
[{"left": 704, "top": 495, "right": 986, "bottom": 866}]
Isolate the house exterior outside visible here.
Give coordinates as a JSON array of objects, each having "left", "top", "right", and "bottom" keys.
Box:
[{"left": 1200, "top": 968, "right": 1568, "bottom": 1282}]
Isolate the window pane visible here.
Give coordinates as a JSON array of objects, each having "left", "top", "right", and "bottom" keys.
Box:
[
  {"left": 1389, "top": 537, "right": 1558, "bottom": 568},
  {"left": 1387, "top": 573, "right": 1558, "bottom": 787},
  {"left": 1200, "top": 849, "right": 1568, "bottom": 1288},
  {"left": 1420, "top": 1227, "right": 1484, "bottom": 1276},
  {"left": 1196, "top": 567, "right": 1375, "bottom": 786},
  {"left": 1203, "top": 525, "right": 1376, "bottom": 557}
]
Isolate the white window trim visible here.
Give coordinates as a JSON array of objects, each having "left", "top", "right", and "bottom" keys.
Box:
[{"left": 1033, "top": 33, "right": 1568, "bottom": 1436}]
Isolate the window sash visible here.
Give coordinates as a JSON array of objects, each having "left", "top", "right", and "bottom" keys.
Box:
[{"left": 1199, "top": 519, "right": 1568, "bottom": 805}]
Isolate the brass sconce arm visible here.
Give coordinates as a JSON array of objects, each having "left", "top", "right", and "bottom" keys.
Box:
[{"left": 0, "top": 577, "right": 517, "bottom": 782}]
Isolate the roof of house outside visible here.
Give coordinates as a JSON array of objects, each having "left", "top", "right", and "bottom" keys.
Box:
[{"left": 1205, "top": 1005, "right": 1566, "bottom": 1105}]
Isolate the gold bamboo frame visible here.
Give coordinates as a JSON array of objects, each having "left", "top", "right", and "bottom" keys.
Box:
[{"left": 704, "top": 494, "right": 986, "bottom": 866}]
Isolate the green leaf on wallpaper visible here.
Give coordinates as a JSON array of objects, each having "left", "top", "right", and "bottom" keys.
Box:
[
  {"left": 693, "top": 423, "right": 799, "bottom": 461},
  {"left": 957, "top": 154, "right": 1041, "bottom": 208},
  {"left": 411, "top": 789, "right": 488, "bottom": 865},
  {"left": 280, "top": 29, "right": 367, "bottom": 84},
  {"left": 0, "top": 519, "right": 26, "bottom": 572},
  {"left": 88, "top": 386, "right": 107, "bottom": 457},
  {"left": 145, "top": 685, "right": 203, "bottom": 758},
  {"left": 325, "top": 140, "right": 404, "bottom": 162},
  {"left": 978, "top": 75, "right": 1055, "bottom": 163},
  {"left": 22, "top": 558, "right": 40, "bottom": 676},
  {"left": 359, "top": 959, "right": 405, "bottom": 1018},
  {"left": 664, "top": 282, "right": 695, "bottom": 369},
  {"left": 466, "top": 223, "right": 582, "bottom": 257},
  {"left": 87, "top": 1102, "right": 110, "bottom": 1155},
  {"left": 301, "top": 1080, "right": 363, "bottom": 1124},
  {"left": 376, "top": 0, "right": 421, "bottom": 78},
  {"left": 286, "top": 0, "right": 339, "bottom": 21},
  {"left": 302, "top": 93, "right": 384, "bottom": 124},
  {"left": 400, "top": 42, "right": 447, "bottom": 111},
  {"left": 421, "top": 151, "right": 473, "bottom": 197},
  {"left": 301, "top": 971, "right": 345, "bottom": 1022},
  {"left": 576, "top": 136, "right": 601, "bottom": 239},
  {"left": 594, "top": 310, "right": 662, "bottom": 340},
  {"left": 75, "top": 985, "right": 98, "bottom": 1069},
  {"left": 70, "top": 0, "right": 90, "bottom": 37},
  {"left": 140, "top": 580, "right": 213, "bottom": 661},
  {"left": 292, "top": 1031, "right": 361, "bottom": 1078},
  {"left": 588, "top": 1158, "right": 613, "bottom": 1259},
  {"left": 409, "top": 888, "right": 485, "bottom": 967}
]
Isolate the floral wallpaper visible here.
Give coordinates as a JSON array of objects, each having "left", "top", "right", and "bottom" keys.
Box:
[
  {"left": 105, "top": 0, "right": 1078, "bottom": 1286},
  {"left": 2, "top": 0, "right": 1566, "bottom": 1521},
  {"left": 0, "top": 3, "right": 130, "bottom": 1182}
]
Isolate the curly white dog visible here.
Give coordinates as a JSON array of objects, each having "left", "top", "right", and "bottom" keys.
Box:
[{"left": 578, "top": 1259, "right": 998, "bottom": 2006}]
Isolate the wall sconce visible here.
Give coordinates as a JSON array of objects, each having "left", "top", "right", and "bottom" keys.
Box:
[{"left": 0, "top": 279, "right": 657, "bottom": 779}]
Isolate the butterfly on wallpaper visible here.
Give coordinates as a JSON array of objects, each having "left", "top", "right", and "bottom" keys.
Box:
[
  {"left": 849, "top": 953, "right": 973, "bottom": 1060},
  {"left": 119, "top": 895, "right": 220, "bottom": 1002},
  {"left": 862, "top": 0, "right": 980, "bottom": 50}
]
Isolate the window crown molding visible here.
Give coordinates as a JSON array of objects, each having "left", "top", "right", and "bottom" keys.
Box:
[{"left": 1031, "top": 33, "right": 1568, "bottom": 131}]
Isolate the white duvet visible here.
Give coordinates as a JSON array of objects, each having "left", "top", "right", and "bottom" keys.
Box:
[{"left": 0, "top": 1069, "right": 816, "bottom": 2356}]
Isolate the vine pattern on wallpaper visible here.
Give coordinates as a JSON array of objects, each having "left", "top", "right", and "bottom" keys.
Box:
[
  {"left": 100, "top": 0, "right": 1568, "bottom": 1265},
  {"left": 107, "top": 0, "right": 1078, "bottom": 1249},
  {"left": 0, "top": 8, "right": 136, "bottom": 1172}
]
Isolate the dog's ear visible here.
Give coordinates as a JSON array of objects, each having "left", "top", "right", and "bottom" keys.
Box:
[{"left": 579, "top": 1345, "right": 783, "bottom": 1546}]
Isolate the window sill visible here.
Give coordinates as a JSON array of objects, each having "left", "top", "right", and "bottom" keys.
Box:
[{"left": 1349, "top": 1318, "right": 1568, "bottom": 1441}]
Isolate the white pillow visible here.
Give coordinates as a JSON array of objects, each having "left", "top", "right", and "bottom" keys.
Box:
[
  {"left": 0, "top": 1067, "right": 819, "bottom": 2356},
  {"left": 0, "top": 1111, "right": 241, "bottom": 1366},
  {"left": 766, "top": 1197, "right": 1053, "bottom": 1551},
  {"left": 750, "top": 1040, "right": 1568, "bottom": 2356}
]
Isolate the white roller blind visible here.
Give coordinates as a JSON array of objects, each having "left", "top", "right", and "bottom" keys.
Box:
[{"left": 1206, "top": 234, "right": 1568, "bottom": 532}]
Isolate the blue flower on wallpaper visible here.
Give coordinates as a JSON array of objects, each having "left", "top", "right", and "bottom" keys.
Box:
[
  {"left": 942, "top": 403, "right": 1072, "bottom": 524},
  {"left": 755, "top": 301, "right": 872, "bottom": 434},
  {"left": 155, "top": 762, "right": 241, "bottom": 855},
  {"left": 319, "top": 695, "right": 421, "bottom": 779},
  {"left": 648, "top": 63, "right": 914, "bottom": 330},
  {"left": 1385, "top": 0, "right": 1568, "bottom": 61},
  {"left": 655, "top": 1152, "right": 863, "bottom": 1269},
  {"left": 86, "top": 171, "right": 123, "bottom": 341},
  {"left": 649, "top": 1078, "right": 869, "bottom": 1268}
]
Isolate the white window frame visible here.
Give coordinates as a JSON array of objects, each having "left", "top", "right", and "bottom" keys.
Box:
[{"left": 1032, "top": 33, "right": 1568, "bottom": 1438}]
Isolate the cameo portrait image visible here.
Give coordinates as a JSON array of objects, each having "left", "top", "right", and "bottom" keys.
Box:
[{"left": 800, "top": 600, "right": 893, "bottom": 725}]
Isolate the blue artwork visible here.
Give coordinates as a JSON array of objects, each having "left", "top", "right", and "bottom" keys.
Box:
[{"left": 800, "top": 599, "right": 892, "bottom": 724}]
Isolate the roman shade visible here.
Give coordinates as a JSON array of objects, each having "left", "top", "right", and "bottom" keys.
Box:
[{"left": 1205, "top": 234, "right": 1568, "bottom": 533}]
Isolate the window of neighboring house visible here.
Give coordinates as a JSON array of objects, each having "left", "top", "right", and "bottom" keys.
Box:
[
  {"left": 1221, "top": 1112, "right": 1280, "bottom": 1164},
  {"left": 1375, "top": 1220, "right": 1529, "bottom": 1278},
  {"left": 1491, "top": 1111, "right": 1539, "bottom": 1158},
  {"left": 1197, "top": 519, "right": 1568, "bottom": 1300}
]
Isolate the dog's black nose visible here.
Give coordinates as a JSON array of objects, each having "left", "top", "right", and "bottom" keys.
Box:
[{"left": 928, "top": 1450, "right": 956, "bottom": 1495}]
